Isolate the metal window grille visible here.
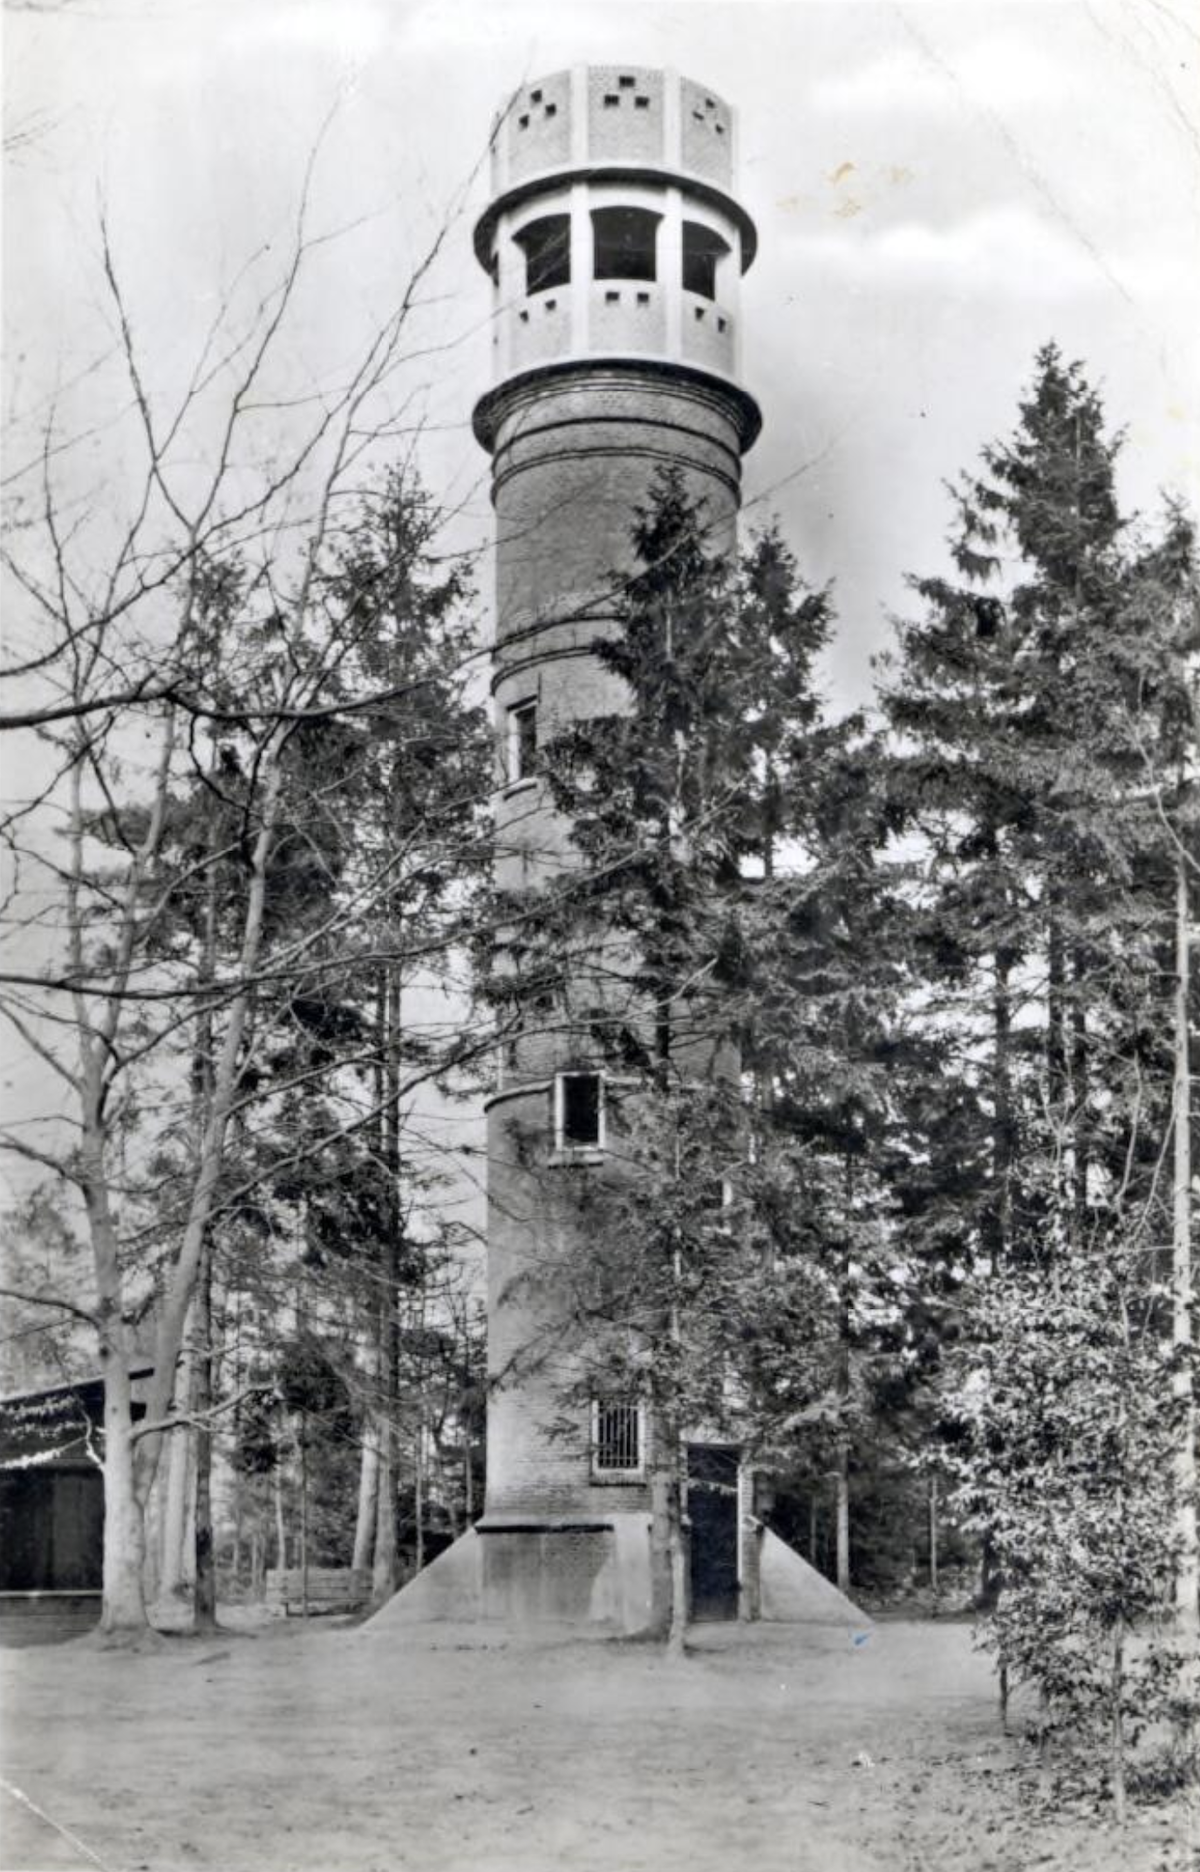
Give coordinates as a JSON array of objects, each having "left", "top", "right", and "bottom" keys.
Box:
[{"left": 594, "top": 1400, "right": 641, "bottom": 1472}]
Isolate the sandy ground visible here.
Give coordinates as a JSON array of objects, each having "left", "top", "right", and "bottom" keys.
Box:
[{"left": 0, "top": 1615, "right": 1195, "bottom": 1872}]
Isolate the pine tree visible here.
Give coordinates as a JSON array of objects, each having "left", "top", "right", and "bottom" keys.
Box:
[{"left": 884, "top": 345, "right": 1199, "bottom": 1797}]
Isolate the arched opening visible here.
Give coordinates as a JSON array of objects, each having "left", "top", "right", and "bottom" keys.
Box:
[
  {"left": 681, "top": 221, "right": 730, "bottom": 301},
  {"left": 591, "top": 206, "right": 660, "bottom": 283},
  {"left": 514, "top": 214, "right": 571, "bottom": 294}
]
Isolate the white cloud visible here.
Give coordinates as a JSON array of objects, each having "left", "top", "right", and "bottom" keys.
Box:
[
  {"left": 221, "top": 0, "right": 392, "bottom": 60},
  {"left": 777, "top": 203, "right": 1178, "bottom": 304},
  {"left": 810, "top": 35, "right": 1079, "bottom": 118}
]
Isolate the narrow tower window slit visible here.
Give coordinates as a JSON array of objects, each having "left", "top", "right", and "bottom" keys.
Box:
[{"left": 507, "top": 698, "right": 538, "bottom": 783}]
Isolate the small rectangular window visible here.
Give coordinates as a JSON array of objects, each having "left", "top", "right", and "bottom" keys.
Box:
[
  {"left": 603, "top": 94, "right": 619, "bottom": 108},
  {"left": 701, "top": 1177, "right": 735, "bottom": 1222},
  {"left": 634, "top": 96, "right": 650, "bottom": 110},
  {"left": 507, "top": 698, "right": 537, "bottom": 782},
  {"left": 556, "top": 1071, "right": 603, "bottom": 1149},
  {"left": 619, "top": 74, "right": 636, "bottom": 89},
  {"left": 545, "top": 102, "right": 557, "bottom": 118},
  {"left": 530, "top": 89, "right": 542, "bottom": 104},
  {"left": 593, "top": 1400, "right": 643, "bottom": 1474}
]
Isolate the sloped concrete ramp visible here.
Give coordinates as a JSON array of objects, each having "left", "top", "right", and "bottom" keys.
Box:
[
  {"left": 757, "top": 1529, "right": 870, "bottom": 1627},
  {"left": 364, "top": 1522, "right": 868, "bottom": 1633}
]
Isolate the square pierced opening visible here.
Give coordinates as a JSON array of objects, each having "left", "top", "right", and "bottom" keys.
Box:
[
  {"left": 619, "top": 74, "right": 636, "bottom": 88},
  {"left": 604, "top": 94, "right": 619, "bottom": 108},
  {"left": 635, "top": 95, "right": 650, "bottom": 109}
]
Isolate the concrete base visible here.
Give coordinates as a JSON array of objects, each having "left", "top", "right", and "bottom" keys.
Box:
[
  {"left": 365, "top": 1519, "right": 870, "bottom": 1635},
  {"left": 756, "top": 1530, "right": 871, "bottom": 1627},
  {"left": 366, "top": 1515, "right": 656, "bottom": 1635}
]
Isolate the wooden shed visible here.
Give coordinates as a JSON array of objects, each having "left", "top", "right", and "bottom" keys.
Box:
[{"left": 0, "top": 1368, "right": 149, "bottom": 1643}]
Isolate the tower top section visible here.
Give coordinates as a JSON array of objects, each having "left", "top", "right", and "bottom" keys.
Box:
[
  {"left": 474, "top": 66, "right": 757, "bottom": 273},
  {"left": 473, "top": 65, "right": 761, "bottom": 454}
]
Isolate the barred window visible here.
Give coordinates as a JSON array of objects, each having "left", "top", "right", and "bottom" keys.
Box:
[{"left": 593, "top": 1399, "right": 642, "bottom": 1474}]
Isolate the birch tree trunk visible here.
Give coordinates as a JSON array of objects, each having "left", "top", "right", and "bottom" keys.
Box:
[
  {"left": 101, "top": 1362, "right": 149, "bottom": 1634},
  {"left": 352, "top": 1419, "right": 380, "bottom": 1575},
  {"left": 156, "top": 1356, "right": 193, "bottom": 1610},
  {"left": 834, "top": 1446, "right": 851, "bottom": 1597}
]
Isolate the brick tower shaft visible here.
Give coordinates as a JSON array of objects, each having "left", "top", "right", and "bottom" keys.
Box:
[{"left": 475, "top": 64, "right": 760, "bottom": 1625}]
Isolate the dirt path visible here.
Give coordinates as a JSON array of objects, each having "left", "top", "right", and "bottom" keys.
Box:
[{"left": 0, "top": 1617, "right": 1193, "bottom": 1872}]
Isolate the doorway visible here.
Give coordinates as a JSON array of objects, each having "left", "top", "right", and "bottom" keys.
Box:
[{"left": 687, "top": 1444, "right": 739, "bottom": 1621}]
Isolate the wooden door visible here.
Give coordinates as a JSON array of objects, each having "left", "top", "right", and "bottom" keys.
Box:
[{"left": 687, "top": 1443, "right": 739, "bottom": 1621}]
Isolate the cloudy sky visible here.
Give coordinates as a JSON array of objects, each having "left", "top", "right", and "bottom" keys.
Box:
[
  {"left": 1, "top": 0, "right": 1197, "bottom": 1207},
  {"left": 5, "top": 0, "right": 1197, "bottom": 704}
]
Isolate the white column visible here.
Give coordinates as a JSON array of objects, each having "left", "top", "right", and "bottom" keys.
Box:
[
  {"left": 662, "top": 187, "right": 683, "bottom": 364},
  {"left": 570, "top": 182, "right": 590, "bottom": 355},
  {"left": 494, "top": 211, "right": 517, "bottom": 380}
]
